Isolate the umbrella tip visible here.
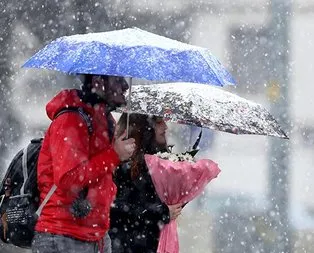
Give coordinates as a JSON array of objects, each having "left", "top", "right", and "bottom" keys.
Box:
[
  {"left": 283, "top": 134, "right": 290, "bottom": 140},
  {"left": 279, "top": 130, "right": 289, "bottom": 140}
]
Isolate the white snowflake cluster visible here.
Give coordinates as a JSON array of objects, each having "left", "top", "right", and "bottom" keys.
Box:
[{"left": 156, "top": 151, "right": 195, "bottom": 162}]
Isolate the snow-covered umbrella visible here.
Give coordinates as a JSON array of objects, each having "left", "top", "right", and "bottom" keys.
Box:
[
  {"left": 119, "top": 82, "right": 288, "bottom": 139},
  {"left": 22, "top": 27, "right": 235, "bottom": 86}
]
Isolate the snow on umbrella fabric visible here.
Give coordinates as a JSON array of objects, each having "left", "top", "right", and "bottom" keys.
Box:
[
  {"left": 144, "top": 154, "right": 221, "bottom": 253},
  {"left": 22, "top": 28, "right": 235, "bottom": 86},
  {"left": 121, "top": 82, "right": 288, "bottom": 139}
]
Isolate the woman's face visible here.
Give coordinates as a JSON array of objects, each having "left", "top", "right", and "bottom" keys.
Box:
[{"left": 154, "top": 117, "right": 168, "bottom": 145}]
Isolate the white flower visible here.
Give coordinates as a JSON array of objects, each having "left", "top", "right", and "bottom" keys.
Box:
[{"left": 156, "top": 151, "right": 195, "bottom": 162}]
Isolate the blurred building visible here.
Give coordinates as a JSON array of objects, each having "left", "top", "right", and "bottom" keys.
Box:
[{"left": 177, "top": 0, "right": 314, "bottom": 252}]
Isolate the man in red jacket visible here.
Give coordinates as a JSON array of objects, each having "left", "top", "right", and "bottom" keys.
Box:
[{"left": 32, "top": 75, "right": 135, "bottom": 253}]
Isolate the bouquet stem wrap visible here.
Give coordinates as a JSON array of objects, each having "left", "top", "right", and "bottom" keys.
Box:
[{"left": 145, "top": 154, "right": 221, "bottom": 253}]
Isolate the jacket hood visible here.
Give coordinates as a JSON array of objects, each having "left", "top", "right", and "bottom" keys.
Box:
[{"left": 46, "top": 89, "right": 93, "bottom": 120}]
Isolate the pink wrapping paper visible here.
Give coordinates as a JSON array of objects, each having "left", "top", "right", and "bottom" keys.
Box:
[{"left": 145, "top": 154, "right": 221, "bottom": 253}]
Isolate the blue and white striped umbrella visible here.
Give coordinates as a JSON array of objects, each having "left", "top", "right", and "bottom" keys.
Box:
[{"left": 23, "top": 28, "right": 235, "bottom": 86}]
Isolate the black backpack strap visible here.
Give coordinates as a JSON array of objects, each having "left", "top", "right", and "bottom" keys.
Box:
[
  {"left": 54, "top": 107, "right": 93, "bottom": 135},
  {"left": 52, "top": 107, "right": 92, "bottom": 216}
]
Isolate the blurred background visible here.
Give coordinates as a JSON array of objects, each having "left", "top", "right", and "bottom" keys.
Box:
[{"left": 1, "top": 0, "right": 313, "bottom": 252}]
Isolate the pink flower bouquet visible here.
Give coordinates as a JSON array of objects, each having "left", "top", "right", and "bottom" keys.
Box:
[{"left": 144, "top": 152, "right": 221, "bottom": 253}]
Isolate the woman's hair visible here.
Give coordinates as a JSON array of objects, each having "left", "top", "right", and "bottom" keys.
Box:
[{"left": 117, "top": 113, "right": 167, "bottom": 179}]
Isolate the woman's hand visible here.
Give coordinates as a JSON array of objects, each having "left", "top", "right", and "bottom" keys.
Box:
[{"left": 167, "top": 203, "right": 182, "bottom": 220}]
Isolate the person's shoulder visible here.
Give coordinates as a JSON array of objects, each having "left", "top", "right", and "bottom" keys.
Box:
[
  {"left": 46, "top": 89, "right": 89, "bottom": 119},
  {"left": 50, "top": 110, "right": 91, "bottom": 136}
]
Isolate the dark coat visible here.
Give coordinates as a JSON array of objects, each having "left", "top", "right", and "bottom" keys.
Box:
[{"left": 109, "top": 162, "right": 170, "bottom": 253}]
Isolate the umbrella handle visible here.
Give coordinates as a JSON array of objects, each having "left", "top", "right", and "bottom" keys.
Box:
[
  {"left": 126, "top": 77, "right": 132, "bottom": 139},
  {"left": 192, "top": 128, "right": 202, "bottom": 151}
]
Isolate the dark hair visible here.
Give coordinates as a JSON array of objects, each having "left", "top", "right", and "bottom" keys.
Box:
[
  {"left": 82, "top": 74, "right": 109, "bottom": 88},
  {"left": 117, "top": 113, "right": 167, "bottom": 179},
  {"left": 80, "top": 74, "right": 109, "bottom": 105}
]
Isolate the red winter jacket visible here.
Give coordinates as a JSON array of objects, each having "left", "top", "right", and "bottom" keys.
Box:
[{"left": 35, "top": 89, "right": 120, "bottom": 242}]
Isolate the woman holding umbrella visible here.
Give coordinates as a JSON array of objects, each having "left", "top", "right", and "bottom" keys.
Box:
[{"left": 109, "top": 113, "right": 182, "bottom": 253}]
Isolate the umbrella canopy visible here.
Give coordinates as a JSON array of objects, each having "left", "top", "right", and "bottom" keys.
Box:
[
  {"left": 22, "top": 28, "right": 235, "bottom": 86},
  {"left": 119, "top": 82, "right": 288, "bottom": 139}
]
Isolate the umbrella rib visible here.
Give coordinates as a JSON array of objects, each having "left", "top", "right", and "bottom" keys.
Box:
[{"left": 197, "top": 50, "right": 227, "bottom": 86}]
